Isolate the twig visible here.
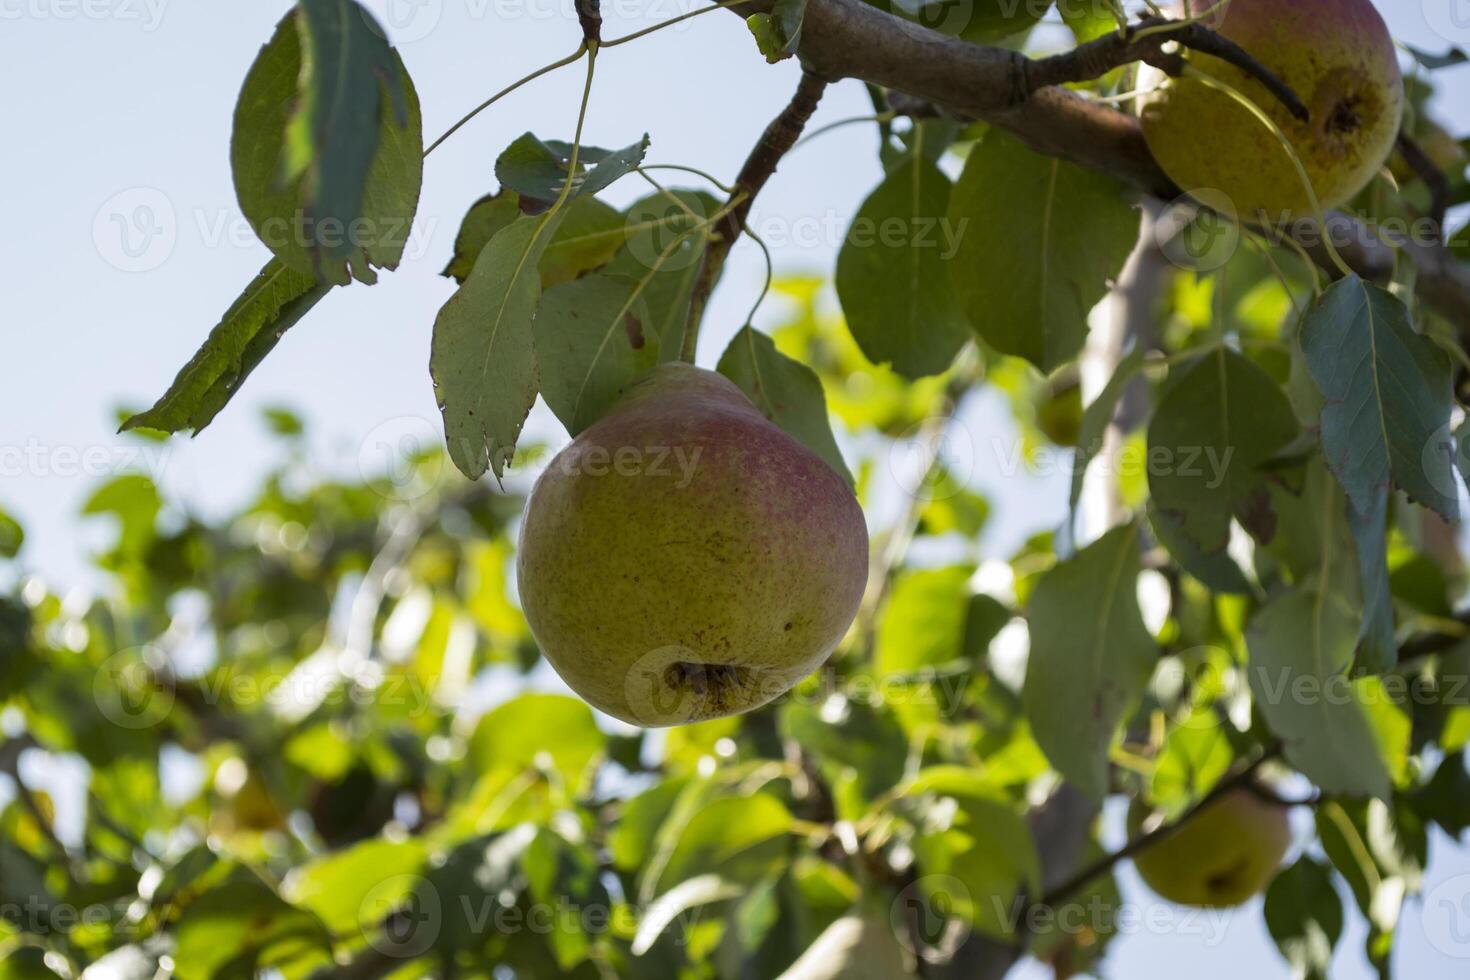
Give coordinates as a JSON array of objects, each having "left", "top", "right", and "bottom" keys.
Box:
[
  {"left": 681, "top": 71, "right": 828, "bottom": 361},
  {"left": 1035, "top": 745, "right": 1281, "bottom": 910},
  {"left": 1397, "top": 131, "right": 1453, "bottom": 236},
  {"left": 1021, "top": 15, "right": 1309, "bottom": 122}
]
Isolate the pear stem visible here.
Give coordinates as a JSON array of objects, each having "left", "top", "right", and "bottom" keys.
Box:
[{"left": 681, "top": 71, "right": 828, "bottom": 364}]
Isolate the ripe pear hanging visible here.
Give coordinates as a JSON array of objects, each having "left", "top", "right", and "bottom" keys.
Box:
[{"left": 518, "top": 363, "right": 869, "bottom": 727}]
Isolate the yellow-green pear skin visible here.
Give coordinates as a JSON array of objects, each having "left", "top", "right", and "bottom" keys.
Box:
[
  {"left": 1140, "top": 0, "right": 1403, "bottom": 217},
  {"left": 1129, "top": 787, "right": 1292, "bottom": 908},
  {"left": 517, "top": 363, "right": 868, "bottom": 727}
]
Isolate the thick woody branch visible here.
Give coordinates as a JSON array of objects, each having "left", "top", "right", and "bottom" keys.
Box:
[{"left": 721, "top": 0, "right": 1470, "bottom": 328}]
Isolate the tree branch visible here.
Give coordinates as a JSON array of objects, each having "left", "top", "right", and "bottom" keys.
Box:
[
  {"left": 721, "top": 0, "right": 1470, "bottom": 328},
  {"left": 1036, "top": 745, "right": 1281, "bottom": 911},
  {"left": 683, "top": 71, "right": 828, "bottom": 358},
  {"left": 1396, "top": 131, "right": 1453, "bottom": 236},
  {"left": 1023, "top": 16, "right": 1307, "bottom": 122}
]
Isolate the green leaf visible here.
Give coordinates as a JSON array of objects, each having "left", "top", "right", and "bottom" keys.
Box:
[
  {"left": 123, "top": 260, "right": 331, "bottom": 434},
  {"left": 780, "top": 698, "right": 908, "bottom": 811},
  {"left": 466, "top": 693, "right": 605, "bottom": 789},
  {"left": 443, "top": 192, "right": 626, "bottom": 288},
  {"left": 284, "top": 838, "right": 426, "bottom": 935},
  {"left": 442, "top": 192, "right": 520, "bottom": 283},
  {"left": 524, "top": 829, "right": 607, "bottom": 968},
  {"left": 497, "top": 133, "right": 576, "bottom": 204},
  {"left": 745, "top": 0, "right": 806, "bottom": 63},
  {"left": 632, "top": 873, "right": 742, "bottom": 956},
  {"left": 1146, "top": 501, "right": 1253, "bottom": 594},
  {"left": 1246, "top": 590, "right": 1392, "bottom": 799},
  {"left": 1299, "top": 275, "right": 1458, "bottom": 521},
  {"left": 496, "top": 133, "right": 648, "bottom": 204},
  {"left": 0, "top": 508, "right": 23, "bottom": 559},
  {"left": 717, "top": 326, "right": 853, "bottom": 486},
  {"left": 1265, "top": 856, "right": 1344, "bottom": 980},
  {"left": 577, "top": 135, "right": 651, "bottom": 199},
  {"left": 947, "top": 130, "right": 1140, "bottom": 371},
  {"left": 873, "top": 565, "right": 973, "bottom": 677},
  {"left": 233, "top": 3, "right": 422, "bottom": 285},
  {"left": 172, "top": 873, "right": 332, "bottom": 980},
  {"left": 604, "top": 190, "right": 720, "bottom": 360},
  {"left": 540, "top": 195, "right": 627, "bottom": 287},
  {"left": 906, "top": 784, "right": 1039, "bottom": 938},
  {"left": 534, "top": 273, "right": 660, "bottom": 435},
  {"left": 655, "top": 794, "right": 793, "bottom": 893},
  {"left": 1063, "top": 345, "right": 1145, "bottom": 552},
  {"left": 610, "top": 778, "right": 693, "bottom": 871},
  {"left": 1348, "top": 488, "right": 1396, "bottom": 675},
  {"left": 1147, "top": 346, "right": 1299, "bottom": 556},
  {"left": 1149, "top": 707, "right": 1234, "bottom": 817},
  {"left": 1023, "top": 523, "right": 1154, "bottom": 801},
  {"left": 431, "top": 211, "right": 566, "bottom": 479},
  {"left": 835, "top": 153, "right": 970, "bottom": 378}
]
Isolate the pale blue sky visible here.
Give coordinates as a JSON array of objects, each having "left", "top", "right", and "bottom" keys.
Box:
[{"left": 3, "top": 1, "right": 1469, "bottom": 976}]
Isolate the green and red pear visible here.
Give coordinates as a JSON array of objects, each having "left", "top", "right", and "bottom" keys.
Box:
[{"left": 518, "top": 363, "right": 868, "bottom": 727}]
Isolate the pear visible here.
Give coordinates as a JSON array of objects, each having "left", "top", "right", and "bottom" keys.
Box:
[
  {"left": 1129, "top": 786, "right": 1292, "bottom": 907},
  {"left": 517, "top": 363, "right": 868, "bottom": 727},
  {"left": 1141, "top": 0, "right": 1403, "bottom": 218}
]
